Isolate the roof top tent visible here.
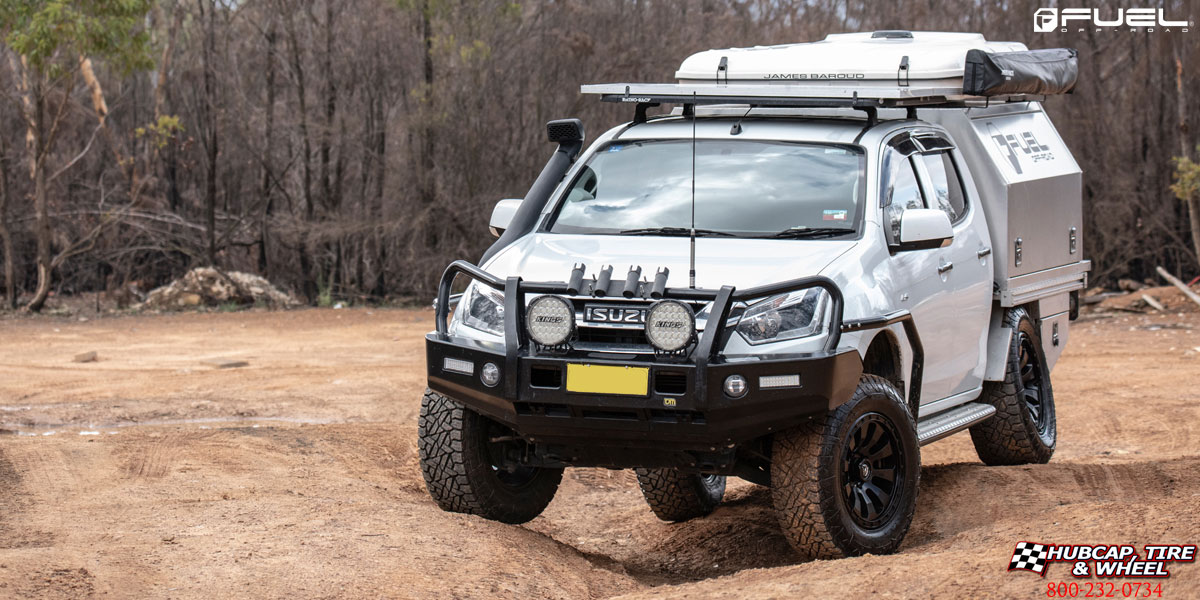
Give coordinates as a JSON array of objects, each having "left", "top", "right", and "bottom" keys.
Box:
[{"left": 580, "top": 30, "right": 1087, "bottom": 307}]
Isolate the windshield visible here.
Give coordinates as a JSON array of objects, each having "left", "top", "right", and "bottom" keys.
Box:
[{"left": 547, "top": 139, "right": 864, "bottom": 238}]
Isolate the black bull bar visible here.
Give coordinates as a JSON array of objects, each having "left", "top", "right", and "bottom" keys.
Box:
[{"left": 429, "top": 260, "right": 924, "bottom": 446}]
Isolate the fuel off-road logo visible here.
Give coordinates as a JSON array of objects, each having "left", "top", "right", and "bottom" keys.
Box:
[
  {"left": 987, "top": 123, "right": 1053, "bottom": 175},
  {"left": 1034, "top": 8, "right": 1191, "bottom": 32},
  {"left": 1009, "top": 541, "right": 1195, "bottom": 578}
]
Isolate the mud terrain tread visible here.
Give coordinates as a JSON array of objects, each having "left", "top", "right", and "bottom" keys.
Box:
[
  {"left": 770, "top": 416, "right": 841, "bottom": 559},
  {"left": 417, "top": 389, "right": 561, "bottom": 524},
  {"left": 771, "top": 375, "right": 919, "bottom": 560},
  {"left": 417, "top": 389, "right": 477, "bottom": 513},
  {"left": 970, "top": 308, "right": 1055, "bottom": 466},
  {"left": 634, "top": 469, "right": 725, "bottom": 522}
]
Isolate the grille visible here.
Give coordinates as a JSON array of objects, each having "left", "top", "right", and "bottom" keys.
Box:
[{"left": 569, "top": 299, "right": 707, "bottom": 354}]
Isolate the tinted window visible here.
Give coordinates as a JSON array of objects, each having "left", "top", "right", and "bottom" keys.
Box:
[
  {"left": 882, "top": 147, "right": 925, "bottom": 242},
  {"left": 548, "top": 140, "right": 863, "bottom": 237},
  {"left": 918, "top": 152, "right": 966, "bottom": 223}
]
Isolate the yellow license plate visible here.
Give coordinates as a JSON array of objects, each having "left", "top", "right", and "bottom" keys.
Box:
[{"left": 565, "top": 364, "right": 649, "bottom": 396}]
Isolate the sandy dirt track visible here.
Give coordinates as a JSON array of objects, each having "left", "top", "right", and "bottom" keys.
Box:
[{"left": 0, "top": 307, "right": 1198, "bottom": 598}]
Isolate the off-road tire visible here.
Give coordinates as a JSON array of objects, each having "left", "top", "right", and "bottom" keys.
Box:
[
  {"left": 417, "top": 389, "right": 562, "bottom": 524},
  {"left": 634, "top": 469, "right": 726, "bottom": 522},
  {"left": 771, "top": 375, "right": 920, "bottom": 559},
  {"left": 969, "top": 307, "right": 1056, "bottom": 465}
]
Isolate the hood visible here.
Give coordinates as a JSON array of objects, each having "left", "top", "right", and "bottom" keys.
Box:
[{"left": 483, "top": 233, "right": 856, "bottom": 290}]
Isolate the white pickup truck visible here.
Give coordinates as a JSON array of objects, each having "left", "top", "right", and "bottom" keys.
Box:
[{"left": 418, "top": 31, "right": 1089, "bottom": 559}]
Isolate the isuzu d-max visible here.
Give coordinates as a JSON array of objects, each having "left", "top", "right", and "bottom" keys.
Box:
[{"left": 418, "top": 31, "right": 1088, "bottom": 558}]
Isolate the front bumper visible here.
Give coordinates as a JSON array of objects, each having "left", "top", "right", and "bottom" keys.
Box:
[
  {"left": 424, "top": 260, "right": 920, "bottom": 467},
  {"left": 427, "top": 333, "right": 862, "bottom": 450}
]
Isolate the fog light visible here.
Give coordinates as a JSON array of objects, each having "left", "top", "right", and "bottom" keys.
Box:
[
  {"left": 724, "top": 374, "right": 748, "bottom": 398},
  {"left": 480, "top": 362, "right": 501, "bottom": 387},
  {"left": 443, "top": 357, "right": 474, "bottom": 375},
  {"left": 526, "top": 295, "right": 575, "bottom": 346}
]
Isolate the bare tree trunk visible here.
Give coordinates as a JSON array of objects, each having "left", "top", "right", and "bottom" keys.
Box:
[
  {"left": 1176, "top": 52, "right": 1200, "bottom": 268},
  {"left": 27, "top": 73, "right": 52, "bottom": 313},
  {"left": 419, "top": 0, "right": 435, "bottom": 208},
  {"left": 0, "top": 139, "right": 14, "bottom": 309},
  {"left": 201, "top": 0, "right": 219, "bottom": 266},
  {"left": 259, "top": 16, "right": 278, "bottom": 277},
  {"left": 286, "top": 7, "right": 317, "bottom": 301}
]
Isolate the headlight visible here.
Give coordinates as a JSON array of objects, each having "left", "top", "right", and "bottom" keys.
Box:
[
  {"left": 736, "top": 288, "right": 829, "bottom": 345},
  {"left": 458, "top": 284, "right": 505, "bottom": 336}
]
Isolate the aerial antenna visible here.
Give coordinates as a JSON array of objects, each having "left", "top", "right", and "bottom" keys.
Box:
[{"left": 689, "top": 92, "right": 697, "bottom": 289}]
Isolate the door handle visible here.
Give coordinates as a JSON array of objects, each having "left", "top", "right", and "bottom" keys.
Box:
[
  {"left": 937, "top": 260, "right": 954, "bottom": 274},
  {"left": 977, "top": 247, "right": 992, "bottom": 258}
]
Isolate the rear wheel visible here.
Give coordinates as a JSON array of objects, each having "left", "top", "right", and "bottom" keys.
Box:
[
  {"left": 635, "top": 469, "right": 726, "bottom": 522},
  {"left": 771, "top": 375, "right": 920, "bottom": 559},
  {"left": 417, "top": 389, "right": 562, "bottom": 524},
  {"left": 970, "top": 307, "right": 1056, "bottom": 465}
]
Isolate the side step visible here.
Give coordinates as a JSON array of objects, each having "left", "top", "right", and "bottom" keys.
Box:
[{"left": 916, "top": 402, "right": 996, "bottom": 446}]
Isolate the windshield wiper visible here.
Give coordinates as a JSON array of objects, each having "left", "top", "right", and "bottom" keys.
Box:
[
  {"left": 618, "top": 227, "right": 736, "bottom": 237},
  {"left": 762, "top": 227, "right": 854, "bottom": 239}
]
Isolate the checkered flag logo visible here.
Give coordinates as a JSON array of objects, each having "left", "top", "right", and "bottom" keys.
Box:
[{"left": 1010, "top": 542, "right": 1049, "bottom": 575}]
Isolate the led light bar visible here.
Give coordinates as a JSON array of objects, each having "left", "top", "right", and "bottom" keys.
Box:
[
  {"left": 443, "top": 357, "right": 475, "bottom": 376},
  {"left": 759, "top": 374, "right": 800, "bottom": 389}
]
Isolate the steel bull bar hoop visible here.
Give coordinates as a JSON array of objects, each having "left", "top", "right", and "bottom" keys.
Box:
[{"left": 433, "top": 260, "right": 921, "bottom": 405}]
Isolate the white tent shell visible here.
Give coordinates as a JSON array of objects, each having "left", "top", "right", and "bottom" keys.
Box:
[{"left": 581, "top": 31, "right": 1038, "bottom": 105}]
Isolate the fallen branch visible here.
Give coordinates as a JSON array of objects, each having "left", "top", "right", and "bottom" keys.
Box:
[
  {"left": 1141, "top": 293, "right": 1165, "bottom": 311},
  {"left": 1156, "top": 266, "right": 1200, "bottom": 310}
]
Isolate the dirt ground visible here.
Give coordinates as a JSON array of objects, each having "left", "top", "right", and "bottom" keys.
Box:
[{"left": 1, "top": 307, "right": 1198, "bottom": 598}]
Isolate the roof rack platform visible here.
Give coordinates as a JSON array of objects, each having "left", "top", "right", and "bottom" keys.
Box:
[{"left": 579, "top": 82, "right": 1029, "bottom": 109}]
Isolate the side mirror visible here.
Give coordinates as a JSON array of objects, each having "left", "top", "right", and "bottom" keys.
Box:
[
  {"left": 896, "top": 208, "right": 953, "bottom": 251},
  {"left": 489, "top": 199, "right": 522, "bottom": 238}
]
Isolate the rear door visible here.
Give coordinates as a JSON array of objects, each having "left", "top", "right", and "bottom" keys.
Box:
[
  {"left": 911, "top": 134, "right": 993, "bottom": 401},
  {"left": 879, "top": 132, "right": 991, "bottom": 406}
]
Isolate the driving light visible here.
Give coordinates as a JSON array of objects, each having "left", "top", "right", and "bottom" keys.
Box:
[
  {"left": 480, "top": 362, "right": 501, "bottom": 387},
  {"left": 645, "top": 300, "right": 695, "bottom": 352},
  {"left": 724, "top": 375, "right": 748, "bottom": 398},
  {"left": 443, "top": 357, "right": 474, "bottom": 376},
  {"left": 526, "top": 295, "right": 574, "bottom": 346},
  {"left": 759, "top": 374, "right": 800, "bottom": 389}
]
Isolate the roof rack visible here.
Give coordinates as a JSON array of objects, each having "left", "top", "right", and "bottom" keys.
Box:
[{"left": 580, "top": 82, "right": 1031, "bottom": 110}]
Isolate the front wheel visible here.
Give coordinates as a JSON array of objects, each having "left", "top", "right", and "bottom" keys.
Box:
[
  {"left": 417, "top": 389, "right": 562, "bottom": 524},
  {"left": 771, "top": 375, "right": 920, "bottom": 559},
  {"left": 635, "top": 469, "right": 726, "bottom": 522}
]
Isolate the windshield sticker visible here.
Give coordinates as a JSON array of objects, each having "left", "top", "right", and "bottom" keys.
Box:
[
  {"left": 823, "top": 210, "right": 848, "bottom": 221},
  {"left": 607, "top": 145, "right": 624, "bottom": 153}
]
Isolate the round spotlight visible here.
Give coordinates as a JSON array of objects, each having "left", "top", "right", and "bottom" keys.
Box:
[
  {"left": 724, "top": 375, "right": 748, "bottom": 398},
  {"left": 526, "top": 295, "right": 574, "bottom": 347},
  {"left": 645, "top": 300, "right": 696, "bottom": 352},
  {"left": 480, "top": 362, "right": 501, "bottom": 387}
]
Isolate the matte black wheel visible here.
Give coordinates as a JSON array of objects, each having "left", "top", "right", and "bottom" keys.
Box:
[
  {"left": 635, "top": 469, "right": 726, "bottom": 522},
  {"left": 771, "top": 375, "right": 920, "bottom": 559},
  {"left": 417, "top": 389, "right": 562, "bottom": 524},
  {"left": 970, "top": 307, "right": 1056, "bottom": 465},
  {"left": 840, "top": 413, "right": 905, "bottom": 530}
]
